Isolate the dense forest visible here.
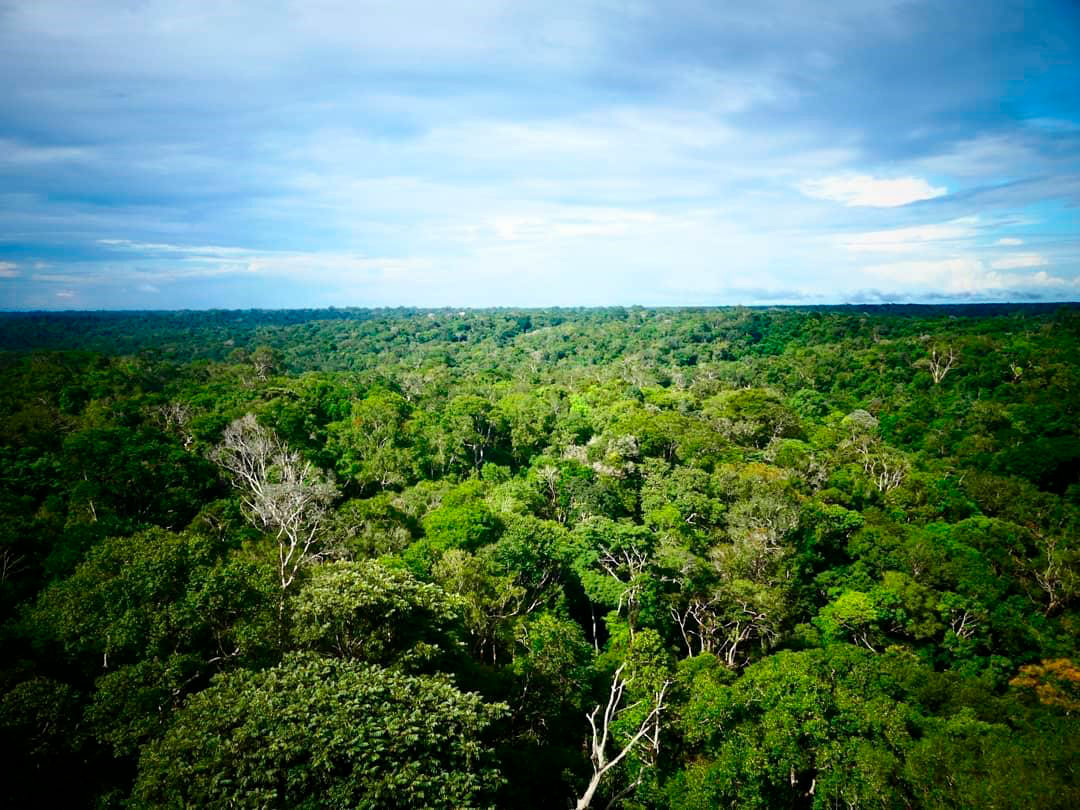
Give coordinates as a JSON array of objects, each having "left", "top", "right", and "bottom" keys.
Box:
[{"left": 1, "top": 305, "right": 1078, "bottom": 808}]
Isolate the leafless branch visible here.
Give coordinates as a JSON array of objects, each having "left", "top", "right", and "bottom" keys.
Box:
[
  {"left": 211, "top": 414, "right": 338, "bottom": 592},
  {"left": 575, "top": 664, "right": 670, "bottom": 810}
]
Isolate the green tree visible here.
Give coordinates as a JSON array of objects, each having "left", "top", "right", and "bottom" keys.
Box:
[
  {"left": 27, "top": 527, "right": 276, "bottom": 755},
  {"left": 672, "top": 647, "right": 916, "bottom": 809},
  {"left": 326, "top": 391, "right": 414, "bottom": 494},
  {"left": 289, "top": 560, "right": 464, "bottom": 670},
  {"left": 133, "top": 654, "right": 506, "bottom": 809}
]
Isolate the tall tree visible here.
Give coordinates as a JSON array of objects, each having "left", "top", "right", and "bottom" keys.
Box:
[{"left": 211, "top": 414, "right": 338, "bottom": 592}]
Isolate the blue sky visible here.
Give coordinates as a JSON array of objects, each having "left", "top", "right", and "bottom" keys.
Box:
[{"left": 1, "top": 0, "right": 1078, "bottom": 309}]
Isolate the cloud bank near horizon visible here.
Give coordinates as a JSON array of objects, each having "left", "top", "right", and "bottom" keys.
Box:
[{"left": 0, "top": 0, "right": 1078, "bottom": 309}]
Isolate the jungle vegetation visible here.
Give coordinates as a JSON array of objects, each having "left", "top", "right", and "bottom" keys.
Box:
[{"left": 0, "top": 304, "right": 1077, "bottom": 808}]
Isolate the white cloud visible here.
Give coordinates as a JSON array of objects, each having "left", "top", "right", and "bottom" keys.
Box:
[
  {"left": 0, "top": 262, "right": 17, "bottom": 278},
  {"left": 236, "top": 253, "right": 432, "bottom": 283},
  {"left": 839, "top": 219, "right": 976, "bottom": 253},
  {"left": 0, "top": 139, "right": 92, "bottom": 166},
  {"left": 98, "top": 238, "right": 251, "bottom": 256},
  {"left": 862, "top": 257, "right": 1068, "bottom": 294},
  {"left": 1028, "top": 271, "right": 1078, "bottom": 287},
  {"left": 990, "top": 253, "right": 1049, "bottom": 270},
  {"left": 481, "top": 209, "right": 660, "bottom": 242},
  {"left": 32, "top": 272, "right": 92, "bottom": 283},
  {"left": 995, "top": 237, "right": 1023, "bottom": 246},
  {"left": 799, "top": 174, "right": 947, "bottom": 207},
  {"left": 862, "top": 257, "right": 983, "bottom": 292},
  {"left": 915, "top": 134, "right": 1037, "bottom": 179}
]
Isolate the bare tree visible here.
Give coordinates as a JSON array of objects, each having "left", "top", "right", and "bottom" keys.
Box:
[
  {"left": 948, "top": 608, "right": 979, "bottom": 640},
  {"left": 575, "top": 664, "right": 669, "bottom": 810},
  {"left": 0, "top": 548, "right": 27, "bottom": 583},
  {"left": 857, "top": 446, "right": 909, "bottom": 492},
  {"left": 1033, "top": 534, "right": 1078, "bottom": 616},
  {"left": 211, "top": 414, "right": 338, "bottom": 592},
  {"left": 918, "top": 344, "right": 959, "bottom": 384},
  {"left": 597, "top": 545, "right": 652, "bottom": 637},
  {"left": 537, "top": 464, "right": 564, "bottom": 522},
  {"left": 840, "top": 410, "right": 909, "bottom": 492},
  {"left": 250, "top": 346, "right": 281, "bottom": 381},
  {"left": 156, "top": 401, "right": 195, "bottom": 449},
  {"left": 670, "top": 593, "right": 724, "bottom": 657}
]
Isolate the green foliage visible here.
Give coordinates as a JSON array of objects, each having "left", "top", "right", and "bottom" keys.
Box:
[
  {"left": 324, "top": 494, "right": 415, "bottom": 558},
  {"left": 511, "top": 612, "right": 592, "bottom": 740},
  {"left": 24, "top": 527, "right": 277, "bottom": 761},
  {"left": 326, "top": 391, "right": 414, "bottom": 494},
  {"left": 1, "top": 675, "right": 79, "bottom": 767},
  {"left": 904, "top": 708, "right": 1080, "bottom": 809},
  {"left": 704, "top": 388, "right": 803, "bottom": 449},
  {"left": 673, "top": 647, "right": 918, "bottom": 808},
  {"left": 62, "top": 425, "right": 218, "bottom": 529},
  {"left": 28, "top": 528, "right": 275, "bottom": 669},
  {"left": 133, "top": 653, "right": 506, "bottom": 809},
  {"left": 422, "top": 491, "right": 502, "bottom": 553},
  {"left": 0, "top": 675, "right": 94, "bottom": 806},
  {"left": 2, "top": 305, "right": 1078, "bottom": 808},
  {"left": 289, "top": 560, "right": 463, "bottom": 669},
  {"left": 814, "top": 589, "right": 883, "bottom": 648}
]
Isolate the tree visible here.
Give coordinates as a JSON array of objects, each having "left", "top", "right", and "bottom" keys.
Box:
[
  {"left": 840, "top": 409, "right": 910, "bottom": 493},
  {"left": 488, "top": 515, "right": 574, "bottom": 615},
  {"left": 641, "top": 461, "right": 725, "bottom": 542},
  {"left": 672, "top": 647, "right": 916, "bottom": 809},
  {"left": 702, "top": 488, "right": 799, "bottom": 666},
  {"left": 250, "top": 344, "right": 282, "bottom": 380},
  {"left": 289, "top": 560, "right": 463, "bottom": 670},
  {"left": 1032, "top": 533, "right": 1079, "bottom": 616},
  {"left": 574, "top": 661, "right": 670, "bottom": 810},
  {"left": 61, "top": 426, "right": 217, "bottom": 530},
  {"left": 432, "top": 549, "right": 524, "bottom": 663},
  {"left": 813, "top": 589, "right": 882, "bottom": 650},
  {"left": 445, "top": 394, "right": 503, "bottom": 473},
  {"left": 703, "top": 388, "right": 802, "bottom": 449},
  {"left": 133, "top": 654, "right": 506, "bottom": 809},
  {"left": 1010, "top": 658, "right": 1080, "bottom": 714},
  {"left": 211, "top": 414, "right": 338, "bottom": 592},
  {"left": 326, "top": 391, "right": 413, "bottom": 494},
  {"left": 27, "top": 527, "right": 276, "bottom": 757},
  {"left": 421, "top": 492, "right": 502, "bottom": 553},
  {"left": 496, "top": 391, "right": 555, "bottom": 466},
  {"left": 511, "top": 612, "right": 592, "bottom": 741},
  {"left": 917, "top": 343, "right": 959, "bottom": 385},
  {"left": 0, "top": 676, "right": 91, "bottom": 807},
  {"left": 904, "top": 707, "right": 1080, "bottom": 809},
  {"left": 574, "top": 518, "right": 658, "bottom": 638}
]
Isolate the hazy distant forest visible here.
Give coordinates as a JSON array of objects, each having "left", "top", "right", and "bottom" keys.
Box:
[{"left": 1, "top": 305, "right": 1078, "bottom": 809}]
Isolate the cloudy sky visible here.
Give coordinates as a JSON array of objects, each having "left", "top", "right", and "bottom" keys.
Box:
[{"left": 1, "top": 0, "right": 1078, "bottom": 309}]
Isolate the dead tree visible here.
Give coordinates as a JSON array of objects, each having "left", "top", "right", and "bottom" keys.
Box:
[
  {"left": 923, "top": 345, "right": 959, "bottom": 384},
  {"left": 575, "top": 664, "right": 670, "bottom": 810},
  {"left": 0, "top": 548, "right": 27, "bottom": 583},
  {"left": 856, "top": 445, "right": 909, "bottom": 492},
  {"left": 156, "top": 401, "right": 195, "bottom": 449},
  {"left": 597, "top": 545, "right": 652, "bottom": 637},
  {"left": 211, "top": 414, "right": 338, "bottom": 593}
]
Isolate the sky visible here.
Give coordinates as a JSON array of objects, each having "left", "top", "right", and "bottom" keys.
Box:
[{"left": 1, "top": 0, "right": 1078, "bottom": 310}]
